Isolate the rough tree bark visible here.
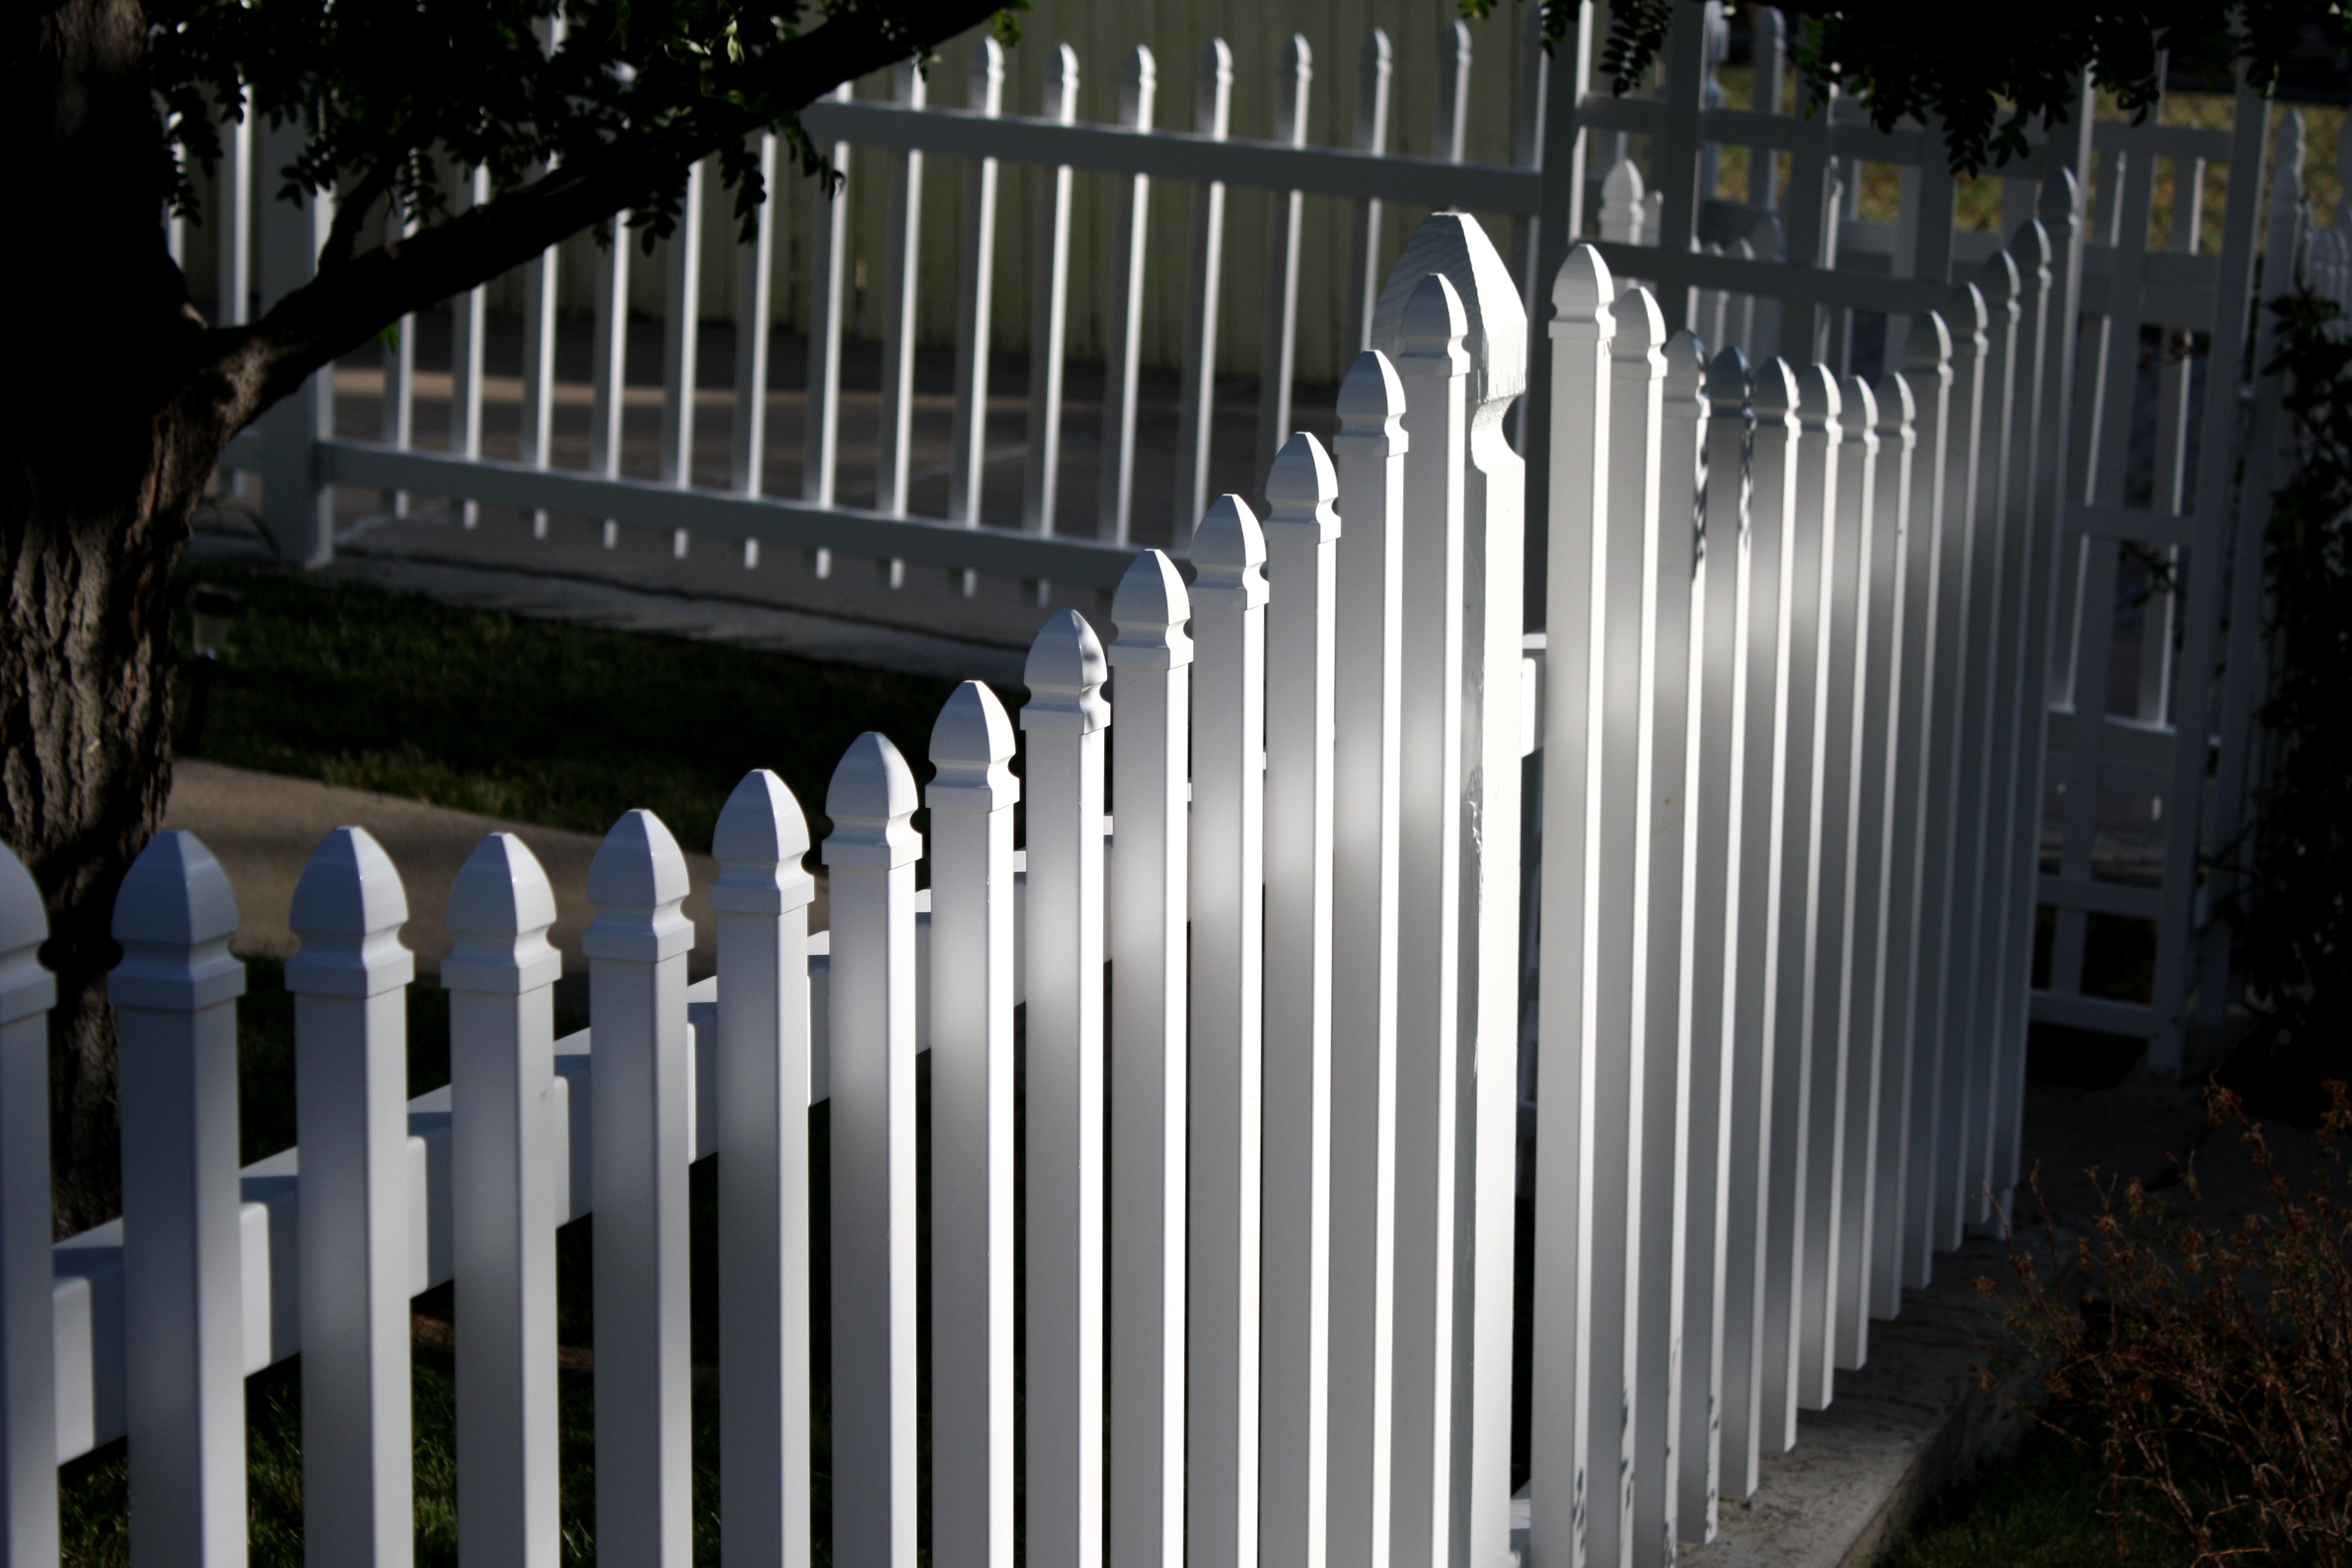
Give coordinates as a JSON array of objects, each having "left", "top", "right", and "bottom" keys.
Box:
[{"left": 6, "top": 0, "right": 998, "bottom": 1234}]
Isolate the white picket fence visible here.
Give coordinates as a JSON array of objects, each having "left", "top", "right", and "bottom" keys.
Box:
[{"left": 4, "top": 174, "right": 2149, "bottom": 1566}]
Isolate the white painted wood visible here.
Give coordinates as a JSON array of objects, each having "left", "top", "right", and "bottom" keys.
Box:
[
  {"left": 926, "top": 694, "right": 1018, "bottom": 1568},
  {"left": 1632, "top": 328, "right": 1705, "bottom": 1568},
  {"left": 0, "top": 848, "right": 54, "bottom": 1567},
  {"left": 825, "top": 738, "right": 923, "bottom": 1568},
  {"left": 731, "top": 134, "right": 779, "bottom": 522},
  {"left": 710, "top": 773, "right": 817, "bottom": 1568},
  {"left": 1894, "top": 314, "right": 1955, "bottom": 1295},
  {"left": 215, "top": 113, "right": 252, "bottom": 328},
  {"left": 1678, "top": 345, "right": 1753, "bottom": 1544},
  {"left": 586, "top": 811, "right": 696, "bottom": 1568},
  {"left": 1344, "top": 31, "right": 1396, "bottom": 356},
  {"left": 949, "top": 37, "right": 1007, "bottom": 557},
  {"left": 521, "top": 165, "right": 563, "bottom": 538},
  {"left": 1328, "top": 347, "right": 1408, "bottom": 1568},
  {"left": 255, "top": 116, "right": 335, "bottom": 564},
  {"left": 443, "top": 832, "right": 564, "bottom": 1568},
  {"left": 1106, "top": 552, "right": 1190, "bottom": 1568},
  {"left": 1099, "top": 47, "right": 1158, "bottom": 544},
  {"left": 803, "top": 84, "right": 853, "bottom": 517},
  {"left": 1714, "top": 360, "right": 1794, "bottom": 1502},
  {"left": 110, "top": 830, "right": 247, "bottom": 1568},
  {"left": 1255, "top": 38, "right": 1315, "bottom": 485},
  {"left": 288, "top": 828, "right": 417, "bottom": 1568},
  {"left": 1390, "top": 273, "right": 1467, "bottom": 1568},
  {"left": 1173, "top": 41, "right": 1236, "bottom": 551},
  {"left": 382, "top": 194, "right": 419, "bottom": 519},
  {"left": 877, "top": 62, "right": 929, "bottom": 523},
  {"left": 1021, "top": 612, "right": 1110, "bottom": 1568},
  {"left": 1600, "top": 160, "right": 1647, "bottom": 247},
  {"left": 590, "top": 204, "right": 633, "bottom": 549},
  {"left": 1262, "top": 434, "right": 1339, "bottom": 1568},
  {"left": 1435, "top": 21, "right": 1471, "bottom": 163},
  {"left": 1528, "top": 243, "right": 1616, "bottom": 1568},
  {"left": 662, "top": 158, "right": 708, "bottom": 558},
  {"left": 452, "top": 164, "right": 492, "bottom": 528},
  {"left": 1190, "top": 494, "right": 1267, "bottom": 1568},
  {"left": 1024, "top": 46, "right": 1080, "bottom": 546}
]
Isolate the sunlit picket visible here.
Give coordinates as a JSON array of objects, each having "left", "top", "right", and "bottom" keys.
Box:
[{"left": 7, "top": 1, "right": 2334, "bottom": 1561}]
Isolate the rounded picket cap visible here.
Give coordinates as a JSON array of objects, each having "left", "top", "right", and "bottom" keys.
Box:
[
  {"left": 287, "top": 826, "right": 415, "bottom": 998},
  {"left": 823, "top": 733, "right": 923, "bottom": 871},
  {"left": 1334, "top": 350, "right": 1408, "bottom": 457},
  {"left": 1949, "top": 281, "right": 1990, "bottom": 352},
  {"left": 2008, "top": 215, "right": 2053, "bottom": 279},
  {"left": 1371, "top": 213, "right": 1525, "bottom": 405},
  {"left": 1022, "top": 609, "right": 1111, "bottom": 737},
  {"left": 1838, "top": 374, "right": 1880, "bottom": 446},
  {"left": 1663, "top": 330, "right": 1707, "bottom": 408},
  {"left": 0, "top": 843, "right": 55, "bottom": 1026},
  {"left": 1042, "top": 43, "right": 1078, "bottom": 120},
  {"left": 1903, "top": 310, "right": 1953, "bottom": 376},
  {"left": 1611, "top": 286, "right": 1667, "bottom": 363},
  {"left": 1550, "top": 244, "right": 1616, "bottom": 332},
  {"left": 1198, "top": 36, "right": 1235, "bottom": 128},
  {"left": 443, "top": 832, "right": 561, "bottom": 995},
  {"left": 109, "top": 830, "right": 244, "bottom": 1012},
  {"left": 929, "top": 683, "right": 1021, "bottom": 812},
  {"left": 1397, "top": 272, "right": 1469, "bottom": 377},
  {"left": 711, "top": 770, "right": 818, "bottom": 916},
  {"left": 1797, "top": 363, "right": 1843, "bottom": 433},
  {"left": 1191, "top": 494, "right": 1269, "bottom": 613},
  {"left": 1751, "top": 355, "right": 1800, "bottom": 421},
  {"left": 1110, "top": 550, "right": 1194, "bottom": 671},
  {"left": 2038, "top": 165, "right": 2082, "bottom": 230},
  {"left": 1979, "top": 249, "right": 2022, "bottom": 313},
  {"left": 1706, "top": 344, "right": 1752, "bottom": 412},
  {"left": 2281, "top": 108, "right": 2307, "bottom": 175},
  {"left": 970, "top": 32, "right": 1006, "bottom": 109},
  {"left": 1264, "top": 432, "right": 1340, "bottom": 543},
  {"left": 1120, "top": 44, "right": 1157, "bottom": 127},
  {"left": 584, "top": 809, "right": 693, "bottom": 963},
  {"left": 1872, "top": 371, "right": 1917, "bottom": 443},
  {"left": 1281, "top": 32, "right": 1312, "bottom": 78},
  {"left": 1602, "top": 157, "right": 1645, "bottom": 211}
]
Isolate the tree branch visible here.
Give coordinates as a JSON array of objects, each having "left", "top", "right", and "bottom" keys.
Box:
[{"left": 204, "top": 0, "right": 1003, "bottom": 436}]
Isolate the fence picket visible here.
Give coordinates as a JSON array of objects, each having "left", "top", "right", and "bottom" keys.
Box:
[
  {"left": 1024, "top": 45, "right": 1080, "bottom": 548},
  {"left": 1343, "top": 31, "right": 1396, "bottom": 356},
  {"left": 1174, "top": 41, "right": 1236, "bottom": 549},
  {"left": 289, "top": 828, "right": 417, "bottom": 1568},
  {"left": 1099, "top": 47, "right": 1157, "bottom": 544},
  {"left": 825, "top": 739, "right": 923, "bottom": 1568},
  {"left": 803, "top": 83, "right": 853, "bottom": 521},
  {"left": 1255, "top": 39, "right": 1315, "bottom": 485},
  {"left": 0, "top": 848, "right": 54, "bottom": 1568},
  {"left": 660, "top": 158, "right": 707, "bottom": 558},
  {"left": 589, "top": 202, "right": 632, "bottom": 548},
  {"left": 587, "top": 810, "right": 696, "bottom": 1568},
  {"left": 382, "top": 194, "right": 419, "bottom": 519},
  {"left": 711, "top": 773, "right": 818, "bottom": 1568},
  {"left": 1329, "top": 347, "right": 1409, "bottom": 1568},
  {"left": 1262, "top": 435, "right": 1339, "bottom": 1568},
  {"left": 111, "top": 831, "right": 247, "bottom": 1568},
  {"left": 877, "top": 62, "right": 929, "bottom": 528},
  {"left": 731, "top": 134, "right": 779, "bottom": 535},
  {"left": 1022, "top": 612, "right": 1111, "bottom": 1568},
  {"left": 949, "top": 37, "right": 1007, "bottom": 560},
  {"left": 1108, "top": 553, "right": 1191, "bottom": 1568},
  {"left": 452, "top": 164, "right": 492, "bottom": 528},
  {"left": 444, "top": 832, "right": 564, "bottom": 1568}
]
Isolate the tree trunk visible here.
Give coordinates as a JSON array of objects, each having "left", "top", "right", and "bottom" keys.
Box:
[{"left": 8, "top": 0, "right": 234, "bottom": 1235}]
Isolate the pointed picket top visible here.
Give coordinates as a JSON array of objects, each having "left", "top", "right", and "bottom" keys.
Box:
[
  {"left": 1550, "top": 244, "right": 1616, "bottom": 336},
  {"left": 1978, "top": 249, "right": 2022, "bottom": 315},
  {"left": 1110, "top": 550, "right": 1195, "bottom": 671},
  {"left": 1397, "top": 272, "right": 1469, "bottom": 379},
  {"left": 443, "top": 832, "right": 561, "bottom": 995},
  {"left": 1120, "top": 44, "right": 1157, "bottom": 129},
  {"left": 1192, "top": 494, "right": 1270, "bottom": 614},
  {"left": 1872, "top": 371, "right": 1917, "bottom": 449},
  {"left": 1612, "top": 285, "right": 1667, "bottom": 368},
  {"left": 1903, "top": 310, "right": 1955, "bottom": 382},
  {"left": 584, "top": 809, "right": 693, "bottom": 963},
  {"left": 711, "top": 770, "right": 818, "bottom": 916},
  {"left": 1601, "top": 159, "right": 1647, "bottom": 242},
  {"left": 109, "top": 829, "right": 244, "bottom": 1011},
  {"left": 1197, "top": 38, "right": 1235, "bottom": 134},
  {"left": 929, "top": 682, "right": 1021, "bottom": 812},
  {"left": 1370, "top": 214, "right": 1527, "bottom": 407},
  {"left": 1264, "top": 432, "right": 1341, "bottom": 544},
  {"left": 1040, "top": 42, "right": 1080, "bottom": 123},
  {"left": 969, "top": 32, "right": 1007, "bottom": 113},
  {"left": 1333, "top": 349, "right": 1408, "bottom": 456},
  {"left": 823, "top": 732, "right": 923, "bottom": 871},
  {"left": 2008, "top": 216, "right": 2054, "bottom": 285},
  {"left": 1706, "top": 344, "right": 1752, "bottom": 413},
  {"left": 1664, "top": 329, "right": 1708, "bottom": 407},
  {"left": 1798, "top": 362, "right": 1844, "bottom": 435},
  {"left": 0, "top": 841, "right": 55, "bottom": 1025},
  {"left": 1839, "top": 374, "right": 1880, "bottom": 451},
  {"left": 287, "top": 826, "right": 416, "bottom": 998},
  {"left": 1022, "top": 609, "right": 1112, "bottom": 737},
  {"left": 1753, "top": 354, "right": 1800, "bottom": 421}
]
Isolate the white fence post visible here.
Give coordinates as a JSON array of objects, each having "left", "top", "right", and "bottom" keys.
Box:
[
  {"left": 1262, "top": 434, "right": 1339, "bottom": 1568},
  {"left": 587, "top": 810, "right": 696, "bottom": 1568},
  {"left": 710, "top": 773, "right": 818, "bottom": 1568},
  {"left": 1529, "top": 248, "right": 1616, "bottom": 1568},
  {"left": 1391, "top": 273, "right": 1468, "bottom": 1568},
  {"left": 1172, "top": 41, "right": 1236, "bottom": 549},
  {"left": 825, "top": 736, "right": 923, "bottom": 1568},
  {"left": 1328, "top": 347, "right": 1408, "bottom": 1568},
  {"left": 288, "top": 827, "right": 417, "bottom": 1568},
  {"left": 1190, "top": 494, "right": 1267, "bottom": 1568},
  {"left": 1108, "top": 552, "right": 1189, "bottom": 1568},
  {"left": 111, "top": 829, "right": 247, "bottom": 1568},
  {"left": 926, "top": 693, "right": 1018, "bottom": 1568},
  {"left": 1022, "top": 611, "right": 1111, "bottom": 1568},
  {"left": 0, "top": 847, "right": 54, "bottom": 1568},
  {"left": 443, "top": 832, "right": 564, "bottom": 1568}
]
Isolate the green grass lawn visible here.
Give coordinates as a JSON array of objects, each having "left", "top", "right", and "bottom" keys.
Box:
[{"left": 1881, "top": 1417, "right": 2191, "bottom": 1568}]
